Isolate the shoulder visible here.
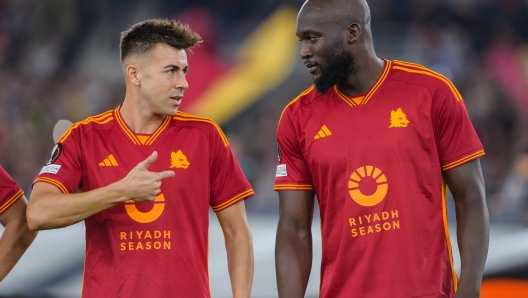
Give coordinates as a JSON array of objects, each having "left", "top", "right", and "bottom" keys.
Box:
[
  {"left": 390, "top": 60, "right": 462, "bottom": 101},
  {"left": 57, "top": 109, "right": 116, "bottom": 144},
  {"left": 173, "top": 111, "right": 229, "bottom": 146},
  {"left": 279, "top": 85, "right": 321, "bottom": 125}
]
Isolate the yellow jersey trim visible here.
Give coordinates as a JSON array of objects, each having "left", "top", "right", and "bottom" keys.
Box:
[
  {"left": 442, "top": 179, "right": 458, "bottom": 292},
  {"left": 58, "top": 111, "right": 114, "bottom": 143},
  {"left": 173, "top": 112, "right": 229, "bottom": 147},
  {"left": 333, "top": 60, "right": 392, "bottom": 106},
  {"left": 442, "top": 150, "right": 485, "bottom": 171},
  {"left": 278, "top": 85, "right": 315, "bottom": 127},
  {"left": 212, "top": 189, "right": 254, "bottom": 212},
  {"left": 274, "top": 183, "right": 314, "bottom": 191},
  {"left": 34, "top": 177, "right": 69, "bottom": 194},
  {"left": 393, "top": 61, "right": 463, "bottom": 101},
  {"left": 114, "top": 107, "right": 172, "bottom": 146},
  {"left": 0, "top": 188, "right": 24, "bottom": 214}
]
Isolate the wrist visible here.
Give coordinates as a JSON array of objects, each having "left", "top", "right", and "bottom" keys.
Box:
[{"left": 105, "top": 180, "right": 129, "bottom": 203}]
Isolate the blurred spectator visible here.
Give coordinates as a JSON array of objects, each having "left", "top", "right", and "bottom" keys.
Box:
[{"left": 488, "top": 146, "right": 528, "bottom": 225}]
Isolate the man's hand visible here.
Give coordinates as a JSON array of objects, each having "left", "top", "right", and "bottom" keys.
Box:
[
  {"left": 117, "top": 151, "right": 175, "bottom": 202},
  {"left": 28, "top": 151, "right": 175, "bottom": 230}
]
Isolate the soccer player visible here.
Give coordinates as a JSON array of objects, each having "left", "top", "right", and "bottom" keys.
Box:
[
  {"left": 274, "top": 1, "right": 489, "bottom": 298},
  {"left": 0, "top": 165, "right": 38, "bottom": 282},
  {"left": 27, "top": 19, "right": 254, "bottom": 298}
]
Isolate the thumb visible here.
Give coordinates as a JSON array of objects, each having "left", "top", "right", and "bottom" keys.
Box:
[{"left": 139, "top": 151, "right": 158, "bottom": 169}]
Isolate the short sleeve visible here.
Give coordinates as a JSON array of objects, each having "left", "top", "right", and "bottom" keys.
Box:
[
  {"left": 33, "top": 130, "right": 83, "bottom": 193},
  {"left": 274, "top": 108, "right": 314, "bottom": 191},
  {"left": 209, "top": 126, "right": 253, "bottom": 212},
  {"left": 432, "top": 83, "right": 484, "bottom": 171},
  {"left": 0, "top": 165, "right": 24, "bottom": 215}
]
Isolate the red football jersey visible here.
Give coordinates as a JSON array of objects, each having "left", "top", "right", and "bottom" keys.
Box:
[
  {"left": 0, "top": 165, "right": 24, "bottom": 215},
  {"left": 275, "top": 60, "right": 484, "bottom": 298},
  {"left": 34, "top": 107, "right": 254, "bottom": 298}
]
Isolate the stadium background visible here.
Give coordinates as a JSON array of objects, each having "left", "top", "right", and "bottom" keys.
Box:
[{"left": 0, "top": 0, "right": 527, "bottom": 297}]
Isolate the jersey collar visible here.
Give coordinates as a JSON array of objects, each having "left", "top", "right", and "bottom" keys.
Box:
[
  {"left": 333, "top": 59, "right": 393, "bottom": 107},
  {"left": 114, "top": 105, "right": 172, "bottom": 146}
]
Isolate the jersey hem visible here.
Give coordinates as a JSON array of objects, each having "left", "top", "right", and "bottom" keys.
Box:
[
  {"left": 274, "top": 183, "right": 314, "bottom": 191},
  {"left": 211, "top": 188, "right": 254, "bottom": 212},
  {"left": 33, "top": 177, "right": 70, "bottom": 193},
  {"left": 0, "top": 188, "right": 24, "bottom": 214},
  {"left": 441, "top": 150, "right": 485, "bottom": 171}
]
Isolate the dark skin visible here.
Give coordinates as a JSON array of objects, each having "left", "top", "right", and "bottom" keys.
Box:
[
  {"left": 276, "top": 0, "right": 489, "bottom": 297},
  {"left": 297, "top": 0, "right": 384, "bottom": 97}
]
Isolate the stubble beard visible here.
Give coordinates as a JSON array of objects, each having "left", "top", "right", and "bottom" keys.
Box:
[{"left": 313, "top": 42, "right": 357, "bottom": 94}]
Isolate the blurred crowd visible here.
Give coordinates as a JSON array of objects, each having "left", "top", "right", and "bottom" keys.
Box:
[{"left": 0, "top": 0, "right": 527, "bottom": 225}]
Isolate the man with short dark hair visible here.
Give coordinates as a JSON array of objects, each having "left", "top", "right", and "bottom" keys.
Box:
[
  {"left": 0, "top": 165, "right": 37, "bottom": 282},
  {"left": 28, "top": 19, "right": 254, "bottom": 297},
  {"left": 274, "top": 1, "right": 489, "bottom": 297}
]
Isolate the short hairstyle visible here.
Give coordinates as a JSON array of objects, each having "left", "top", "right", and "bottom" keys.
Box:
[{"left": 120, "top": 18, "right": 202, "bottom": 62}]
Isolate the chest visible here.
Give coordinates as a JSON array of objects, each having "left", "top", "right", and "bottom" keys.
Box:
[
  {"left": 300, "top": 88, "right": 437, "bottom": 171},
  {"left": 78, "top": 129, "right": 210, "bottom": 192}
]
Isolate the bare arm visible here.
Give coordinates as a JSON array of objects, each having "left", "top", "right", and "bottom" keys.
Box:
[
  {"left": 27, "top": 151, "right": 174, "bottom": 230},
  {"left": 275, "top": 190, "right": 315, "bottom": 298},
  {"left": 443, "top": 159, "right": 489, "bottom": 298},
  {"left": 216, "top": 200, "right": 253, "bottom": 298},
  {"left": 0, "top": 196, "right": 38, "bottom": 282}
]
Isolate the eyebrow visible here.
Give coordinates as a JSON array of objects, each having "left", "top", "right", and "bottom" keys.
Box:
[
  {"left": 296, "top": 29, "right": 320, "bottom": 37},
  {"left": 164, "top": 64, "right": 189, "bottom": 71}
]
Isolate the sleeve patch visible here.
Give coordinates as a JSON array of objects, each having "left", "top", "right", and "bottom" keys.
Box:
[
  {"left": 39, "top": 164, "right": 61, "bottom": 174},
  {"left": 276, "top": 164, "right": 287, "bottom": 177}
]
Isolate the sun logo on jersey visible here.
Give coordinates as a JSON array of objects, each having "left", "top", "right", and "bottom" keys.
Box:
[
  {"left": 125, "top": 191, "right": 165, "bottom": 223},
  {"left": 389, "top": 108, "right": 409, "bottom": 128},
  {"left": 348, "top": 166, "right": 388, "bottom": 206},
  {"left": 170, "top": 150, "right": 190, "bottom": 169}
]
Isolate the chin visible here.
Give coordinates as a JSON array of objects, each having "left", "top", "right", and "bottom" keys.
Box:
[
  {"left": 155, "top": 107, "right": 178, "bottom": 117},
  {"left": 165, "top": 108, "right": 179, "bottom": 116}
]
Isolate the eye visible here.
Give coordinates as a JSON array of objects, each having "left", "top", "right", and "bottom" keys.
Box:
[{"left": 167, "top": 69, "right": 175, "bottom": 74}]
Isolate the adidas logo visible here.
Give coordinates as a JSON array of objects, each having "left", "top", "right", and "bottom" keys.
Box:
[
  {"left": 314, "top": 125, "right": 332, "bottom": 139},
  {"left": 99, "top": 154, "right": 119, "bottom": 166}
]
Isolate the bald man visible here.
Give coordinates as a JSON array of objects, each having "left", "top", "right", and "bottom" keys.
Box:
[{"left": 274, "top": 1, "right": 489, "bottom": 297}]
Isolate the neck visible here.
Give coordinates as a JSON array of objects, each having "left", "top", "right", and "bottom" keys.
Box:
[
  {"left": 336, "top": 54, "right": 384, "bottom": 97},
  {"left": 120, "top": 94, "right": 166, "bottom": 134}
]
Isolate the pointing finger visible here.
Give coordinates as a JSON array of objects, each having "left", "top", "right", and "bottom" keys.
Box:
[{"left": 157, "top": 170, "right": 175, "bottom": 180}]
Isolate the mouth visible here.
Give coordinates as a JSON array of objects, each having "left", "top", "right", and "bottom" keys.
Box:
[
  {"left": 304, "top": 61, "right": 318, "bottom": 74},
  {"left": 169, "top": 95, "right": 182, "bottom": 106}
]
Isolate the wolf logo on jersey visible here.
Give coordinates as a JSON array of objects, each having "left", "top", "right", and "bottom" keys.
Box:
[
  {"left": 389, "top": 108, "right": 409, "bottom": 128},
  {"left": 170, "top": 150, "right": 190, "bottom": 169}
]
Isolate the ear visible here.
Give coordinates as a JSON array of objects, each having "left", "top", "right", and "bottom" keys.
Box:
[
  {"left": 391, "top": 110, "right": 396, "bottom": 116},
  {"left": 346, "top": 23, "right": 361, "bottom": 44},
  {"left": 125, "top": 64, "right": 141, "bottom": 86},
  {"left": 396, "top": 108, "right": 403, "bottom": 113}
]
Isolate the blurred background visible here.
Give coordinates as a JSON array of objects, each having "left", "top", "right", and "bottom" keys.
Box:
[{"left": 0, "top": 0, "right": 527, "bottom": 297}]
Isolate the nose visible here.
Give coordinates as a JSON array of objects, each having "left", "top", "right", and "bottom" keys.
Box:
[
  {"left": 300, "top": 42, "right": 312, "bottom": 59},
  {"left": 176, "top": 74, "right": 189, "bottom": 90}
]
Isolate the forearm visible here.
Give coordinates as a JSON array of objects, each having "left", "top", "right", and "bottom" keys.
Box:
[
  {"left": 455, "top": 198, "right": 489, "bottom": 297},
  {"left": 0, "top": 220, "right": 37, "bottom": 281},
  {"left": 28, "top": 182, "right": 126, "bottom": 230},
  {"left": 225, "top": 226, "right": 253, "bottom": 298},
  {"left": 275, "top": 224, "right": 312, "bottom": 298}
]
